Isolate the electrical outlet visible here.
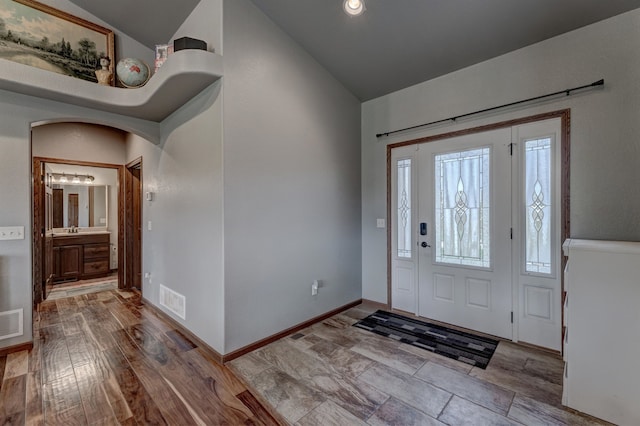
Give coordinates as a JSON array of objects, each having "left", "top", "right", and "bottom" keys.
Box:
[{"left": 312, "top": 280, "right": 319, "bottom": 296}]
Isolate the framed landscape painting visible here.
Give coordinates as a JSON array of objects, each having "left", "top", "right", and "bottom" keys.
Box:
[{"left": 0, "top": 0, "right": 115, "bottom": 84}]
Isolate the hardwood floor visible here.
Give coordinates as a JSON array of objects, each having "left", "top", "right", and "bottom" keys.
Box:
[
  {"left": 229, "top": 303, "right": 612, "bottom": 426},
  {"left": 0, "top": 289, "right": 281, "bottom": 425},
  {"left": 0, "top": 295, "right": 613, "bottom": 425}
]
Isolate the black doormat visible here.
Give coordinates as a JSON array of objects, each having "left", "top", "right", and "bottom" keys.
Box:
[{"left": 353, "top": 310, "right": 498, "bottom": 369}]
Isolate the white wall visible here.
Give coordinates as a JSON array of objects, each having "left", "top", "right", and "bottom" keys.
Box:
[
  {"left": 362, "top": 9, "right": 640, "bottom": 303},
  {"left": 223, "top": 0, "right": 362, "bottom": 353}
]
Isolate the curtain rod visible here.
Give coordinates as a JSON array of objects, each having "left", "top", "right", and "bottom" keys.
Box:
[{"left": 376, "top": 79, "right": 604, "bottom": 138}]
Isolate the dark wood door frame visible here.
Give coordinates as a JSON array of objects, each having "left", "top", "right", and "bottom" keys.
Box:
[
  {"left": 32, "top": 157, "right": 124, "bottom": 305},
  {"left": 124, "top": 157, "right": 142, "bottom": 291}
]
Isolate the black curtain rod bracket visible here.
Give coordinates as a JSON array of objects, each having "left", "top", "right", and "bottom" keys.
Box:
[{"left": 376, "top": 79, "right": 604, "bottom": 138}]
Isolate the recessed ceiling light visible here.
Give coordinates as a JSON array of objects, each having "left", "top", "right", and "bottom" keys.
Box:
[{"left": 344, "top": 0, "right": 365, "bottom": 16}]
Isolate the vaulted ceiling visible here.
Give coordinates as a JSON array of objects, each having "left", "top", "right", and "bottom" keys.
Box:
[
  {"left": 69, "top": 0, "right": 640, "bottom": 101},
  {"left": 66, "top": 0, "right": 200, "bottom": 49}
]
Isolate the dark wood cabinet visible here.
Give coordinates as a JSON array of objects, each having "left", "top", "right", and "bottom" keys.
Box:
[
  {"left": 83, "top": 242, "right": 110, "bottom": 278},
  {"left": 58, "top": 244, "right": 82, "bottom": 280},
  {"left": 52, "top": 233, "right": 110, "bottom": 283}
]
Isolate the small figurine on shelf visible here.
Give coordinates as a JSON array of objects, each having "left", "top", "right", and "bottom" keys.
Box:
[{"left": 95, "top": 56, "right": 113, "bottom": 86}]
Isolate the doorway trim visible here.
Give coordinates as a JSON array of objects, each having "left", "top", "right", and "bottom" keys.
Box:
[
  {"left": 32, "top": 157, "right": 125, "bottom": 304},
  {"left": 123, "top": 157, "right": 143, "bottom": 291},
  {"left": 385, "top": 109, "right": 570, "bottom": 335}
]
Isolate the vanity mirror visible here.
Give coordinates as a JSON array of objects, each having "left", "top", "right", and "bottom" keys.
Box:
[
  {"left": 44, "top": 164, "right": 117, "bottom": 232},
  {"left": 51, "top": 184, "right": 108, "bottom": 228}
]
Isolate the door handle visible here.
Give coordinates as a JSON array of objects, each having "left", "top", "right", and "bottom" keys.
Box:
[{"left": 421, "top": 241, "right": 431, "bottom": 248}]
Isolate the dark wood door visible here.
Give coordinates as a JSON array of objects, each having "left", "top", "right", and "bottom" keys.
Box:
[
  {"left": 33, "top": 158, "right": 45, "bottom": 305},
  {"left": 132, "top": 167, "right": 142, "bottom": 289},
  {"left": 68, "top": 193, "right": 79, "bottom": 227},
  {"left": 125, "top": 159, "right": 142, "bottom": 291},
  {"left": 53, "top": 188, "right": 63, "bottom": 228}
]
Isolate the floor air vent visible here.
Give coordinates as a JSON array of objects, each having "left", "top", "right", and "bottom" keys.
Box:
[
  {"left": 159, "top": 285, "right": 186, "bottom": 319},
  {"left": 0, "top": 308, "right": 23, "bottom": 341}
]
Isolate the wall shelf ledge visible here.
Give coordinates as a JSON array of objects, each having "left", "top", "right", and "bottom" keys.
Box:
[{"left": 0, "top": 49, "right": 223, "bottom": 122}]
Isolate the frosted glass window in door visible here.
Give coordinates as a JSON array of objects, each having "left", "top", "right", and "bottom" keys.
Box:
[
  {"left": 525, "top": 138, "right": 552, "bottom": 274},
  {"left": 397, "top": 159, "right": 412, "bottom": 258},
  {"left": 435, "top": 147, "right": 491, "bottom": 268}
]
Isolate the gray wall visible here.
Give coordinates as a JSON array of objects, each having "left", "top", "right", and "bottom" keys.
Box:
[
  {"left": 223, "top": 0, "right": 362, "bottom": 353},
  {"left": 125, "top": 83, "right": 225, "bottom": 352},
  {"left": 362, "top": 9, "right": 640, "bottom": 303},
  {"left": 0, "top": 0, "right": 155, "bottom": 349},
  {"left": 122, "top": 0, "right": 226, "bottom": 352},
  {"left": 32, "top": 123, "right": 125, "bottom": 253},
  {"left": 0, "top": 90, "right": 157, "bottom": 349},
  {"left": 45, "top": 0, "right": 154, "bottom": 66}
]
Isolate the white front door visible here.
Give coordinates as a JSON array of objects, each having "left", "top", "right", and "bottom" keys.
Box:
[
  {"left": 390, "top": 118, "right": 563, "bottom": 349},
  {"left": 417, "top": 128, "right": 513, "bottom": 339}
]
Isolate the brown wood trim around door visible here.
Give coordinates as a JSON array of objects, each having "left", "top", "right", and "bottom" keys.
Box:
[
  {"left": 118, "top": 165, "right": 125, "bottom": 290},
  {"left": 123, "top": 157, "right": 142, "bottom": 291},
  {"left": 32, "top": 158, "right": 44, "bottom": 305},
  {"left": 387, "top": 146, "right": 393, "bottom": 308},
  {"left": 32, "top": 157, "right": 123, "bottom": 304},
  {"left": 385, "top": 109, "right": 571, "bottom": 311}
]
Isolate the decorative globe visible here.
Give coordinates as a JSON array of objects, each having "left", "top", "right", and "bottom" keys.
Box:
[{"left": 116, "top": 58, "right": 150, "bottom": 88}]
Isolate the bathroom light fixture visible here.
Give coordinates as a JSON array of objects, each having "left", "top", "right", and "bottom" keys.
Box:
[
  {"left": 51, "top": 172, "right": 94, "bottom": 185},
  {"left": 343, "top": 0, "right": 365, "bottom": 16}
]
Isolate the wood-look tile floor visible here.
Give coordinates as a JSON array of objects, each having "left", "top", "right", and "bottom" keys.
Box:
[
  {"left": 229, "top": 303, "right": 612, "bottom": 426},
  {"left": 0, "top": 289, "right": 281, "bottom": 425},
  {"left": 46, "top": 280, "right": 118, "bottom": 300}
]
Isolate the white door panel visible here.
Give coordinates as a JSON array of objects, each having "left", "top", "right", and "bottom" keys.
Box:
[
  {"left": 512, "top": 119, "right": 562, "bottom": 350},
  {"left": 417, "top": 128, "right": 513, "bottom": 339},
  {"left": 390, "top": 118, "right": 562, "bottom": 350},
  {"left": 391, "top": 146, "right": 418, "bottom": 313}
]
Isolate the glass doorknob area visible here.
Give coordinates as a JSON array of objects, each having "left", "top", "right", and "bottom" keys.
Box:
[{"left": 421, "top": 241, "right": 431, "bottom": 248}]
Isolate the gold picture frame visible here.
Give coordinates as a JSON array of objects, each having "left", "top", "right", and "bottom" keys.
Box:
[{"left": 0, "top": 0, "right": 115, "bottom": 84}]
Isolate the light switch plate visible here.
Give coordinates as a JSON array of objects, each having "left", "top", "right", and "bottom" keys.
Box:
[
  {"left": 376, "top": 218, "right": 386, "bottom": 228},
  {"left": 0, "top": 226, "right": 25, "bottom": 240}
]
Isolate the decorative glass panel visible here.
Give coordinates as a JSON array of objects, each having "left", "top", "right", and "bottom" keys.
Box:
[
  {"left": 525, "top": 138, "right": 552, "bottom": 274},
  {"left": 435, "top": 147, "right": 491, "bottom": 268},
  {"left": 397, "top": 159, "right": 412, "bottom": 258}
]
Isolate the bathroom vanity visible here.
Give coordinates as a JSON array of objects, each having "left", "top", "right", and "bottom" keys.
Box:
[{"left": 52, "top": 232, "right": 111, "bottom": 282}]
